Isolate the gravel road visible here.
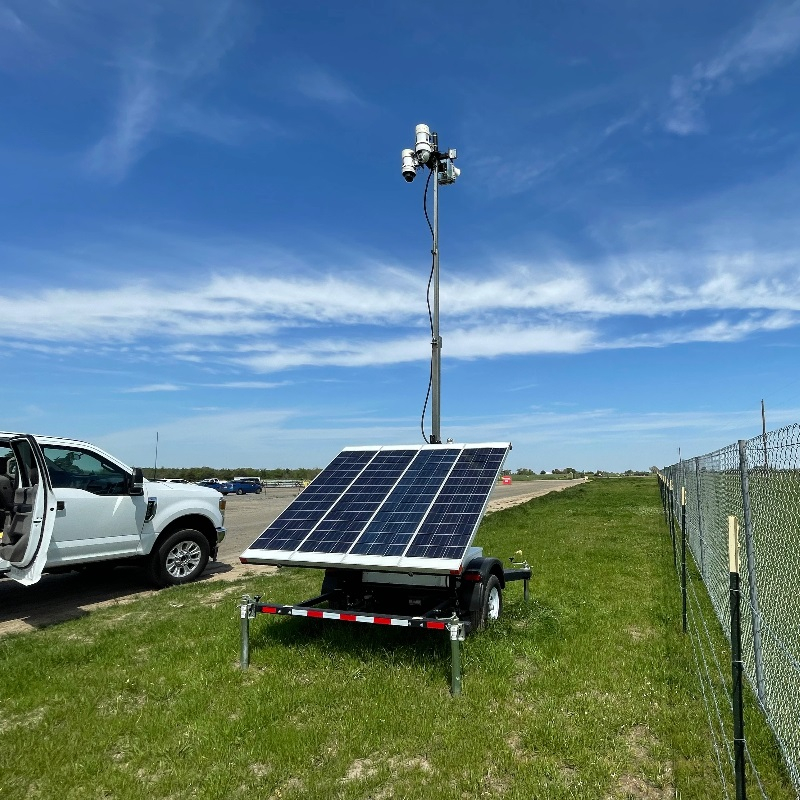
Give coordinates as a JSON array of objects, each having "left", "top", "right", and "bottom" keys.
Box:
[{"left": 0, "top": 479, "right": 584, "bottom": 637}]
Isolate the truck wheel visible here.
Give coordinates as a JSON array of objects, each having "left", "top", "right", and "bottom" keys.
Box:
[
  {"left": 148, "top": 529, "right": 209, "bottom": 587},
  {"left": 470, "top": 575, "right": 502, "bottom": 632}
]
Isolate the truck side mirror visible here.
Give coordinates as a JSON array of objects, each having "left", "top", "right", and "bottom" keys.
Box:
[{"left": 130, "top": 467, "right": 145, "bottom": 496}]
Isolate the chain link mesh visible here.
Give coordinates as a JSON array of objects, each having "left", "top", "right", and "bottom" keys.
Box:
[{"left": 664, "top": 424, "right": 800, "bottom": 794}]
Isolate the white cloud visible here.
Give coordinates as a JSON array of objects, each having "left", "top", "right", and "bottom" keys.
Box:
[
  {"left": 83, "top": 0, "right": 254, "bottom": 179},
  {"left": 5, "top": 231, "right": 800, "bottom": 372},
  {"left": 665, "top": 1, "right": 800, "bottom": 134},
  {"left": 0, "top": 5, "right": 25, "bottom": 33},
  {"left": 123, "top": 383, "right": 185, "bottom": 393},
  {"left": 201, "top": 381, "right": 290, "bottom": 389},
  {"left": 86, "top": 55, "right": 162, "bottom": 179},
  {"left": 290, "top": 63, "right": 364, "bottom": 106},
  {"left": 85, "top": 402, "right": 800, "bottom": 472},
  {"left": 164, "top": 102, "right": 276, "bottom": 145}
]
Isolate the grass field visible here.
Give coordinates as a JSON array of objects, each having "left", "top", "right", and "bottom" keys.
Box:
[{"left": 1, "top": 478, "right": 794, "bottom": 799}]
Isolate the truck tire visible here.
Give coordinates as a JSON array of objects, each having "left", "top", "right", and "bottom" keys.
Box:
[
  {"left": 236, "top": 488, "right": 244, "bottom": 495},
  {"left": 148, "top": 529, "right": 209, "bottom": 587},
  {"left": 470, "top": 574, "right": 502, "bottom": 632}
]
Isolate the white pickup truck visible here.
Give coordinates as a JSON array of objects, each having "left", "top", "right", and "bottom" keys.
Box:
[{"left": 0, "top": 432, "right": 226, "bottom": 587}]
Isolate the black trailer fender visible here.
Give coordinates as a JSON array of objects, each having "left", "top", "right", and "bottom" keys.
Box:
[{"left": 458, "top": 556, "right": 505, "bottom": 612}]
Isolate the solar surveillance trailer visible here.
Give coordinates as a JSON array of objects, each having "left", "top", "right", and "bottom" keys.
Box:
[
  {"left": 400, "top": 123, "right": 459, "bottom": 445},
  {"left": 239, "top": 443, "right": 531, "bottom": 696},
  {"left": 237, "top": 128, "right": 524, "bottom": 695}
]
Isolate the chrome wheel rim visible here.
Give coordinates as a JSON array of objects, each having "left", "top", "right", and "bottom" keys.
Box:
[
  {"left": 487, "top": 586, "right": 501, "bottom": 620},
  {"left": 166, "top": 540, "right": 202, "bottom": 578}
]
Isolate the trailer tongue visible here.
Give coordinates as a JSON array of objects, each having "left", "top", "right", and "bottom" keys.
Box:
[{"left": 238, "top": 442, "right": 531, "bottom": 695}]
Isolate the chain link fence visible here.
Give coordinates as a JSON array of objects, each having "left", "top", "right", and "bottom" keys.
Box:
[{"left": 663, "top": 424, "right": 800, "bottom": 796}]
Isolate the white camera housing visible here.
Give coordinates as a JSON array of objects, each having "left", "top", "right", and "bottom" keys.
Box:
[
  {"left": 401, "top": 149, "right": 418, "bottom": 182},
  {"left": 415, "top": 124, "right": 433, "bottom": 164}
]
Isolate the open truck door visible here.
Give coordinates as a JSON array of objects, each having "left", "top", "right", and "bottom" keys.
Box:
[{"left": 0, "top": 435, "right": 56, "bottom": 586}]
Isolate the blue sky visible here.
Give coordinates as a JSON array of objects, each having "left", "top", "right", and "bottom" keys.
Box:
[{"left": 3, "top": 1, "right": 800, "bottom": 472}]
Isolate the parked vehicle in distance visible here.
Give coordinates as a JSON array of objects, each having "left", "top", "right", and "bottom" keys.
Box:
[
  {"left": 224, "top": 479, "right": 262, "bottom": 496},
  {"left": 0, "top": 432, "right": 226, "bottom": 587}
]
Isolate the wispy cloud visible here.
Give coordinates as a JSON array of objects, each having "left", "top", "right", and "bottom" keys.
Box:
[
  {"left": 290, "top": 62, "right": 364, "bottom": 106},
  {"left": 86, "top": 55, "right": 162, "bottom": 179},
  {"left": 665, "top": 1, "right": 800, "bottom": 135},
  {"left": 88, "top": 401, "right": 800, "bottom": 472},
  {"left": 83, "top": 0, "right": 259, "bottom": 179},
  {"left": 122, "top": 383, "right": 185, "bottom": 393},
  {"left": 0, "top": 4, "right": 26, "bottom": 34},
  {"left": 163, "top": 102, "right": 277, "bottom": 145},
  {"left": 202, "top": 381, "right": 290, "bottom": 389},
  {"left": 5, "top": 235, "right": 800, "bottom": 371}
]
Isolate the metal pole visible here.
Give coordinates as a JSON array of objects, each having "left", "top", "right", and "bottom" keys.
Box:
[
  {"left": 681, "top": 487, "right": 687, "bottom": 634},
  {"left": 668, "top": 482, "right": 677, "bottom": 570},
  {"left": 449, "top": 622, "right": 463, "bottom": 696},
  {"left": 761, "top": 400, "right": 768, "bottom": 470},
  {"left": 431, "top": 159, "right": 442, "bottom": 444},
  {"left": 728, "top": 516, "right": 747, "bottom": 800},
  {"left": 738, "top": 440, "right": 766, "bottom": 707},
  {"left": 695, "top": 457, "right": 705, "bottom": 579},
  {"left": 240, "top": 596, "right": 251, "bottom": 669}
]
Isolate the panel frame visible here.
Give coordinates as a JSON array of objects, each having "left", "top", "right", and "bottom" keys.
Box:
[{"left": 240, "top": 442, "right": 510, "bottom": 574}]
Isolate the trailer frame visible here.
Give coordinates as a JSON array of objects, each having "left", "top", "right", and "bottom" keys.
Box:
[{"left": 238, "top": 556, "right": 531, "bottom": 696}]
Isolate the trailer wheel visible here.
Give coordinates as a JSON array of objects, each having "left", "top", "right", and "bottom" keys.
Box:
[
  {"left": 148, "top": 529, "right": 209, "bottom": 587},
  {"left": 470, "top": 575, "right": 502, "bottom": 632}
]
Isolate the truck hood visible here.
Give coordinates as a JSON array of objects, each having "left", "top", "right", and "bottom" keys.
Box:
[{"left": 144, "top": 481, "right": 222, "bottom": 500}]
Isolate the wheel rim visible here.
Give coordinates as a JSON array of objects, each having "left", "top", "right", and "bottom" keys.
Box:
[
  {"left": 165, "top": 540, "right": 202, "bottom": 579},
  {"left": 487, "top": 586, "right": 501, "bottom": 620}
]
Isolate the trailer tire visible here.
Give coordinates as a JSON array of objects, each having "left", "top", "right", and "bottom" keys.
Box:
[
  {"left": 470, "top": 575, "right": 502, "bottom": 632},
  {"left": 148, "top": 529, "right": 209, "bottom": 587}
]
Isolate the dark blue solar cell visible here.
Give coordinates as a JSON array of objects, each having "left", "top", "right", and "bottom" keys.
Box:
[
  {"left": 250, "top": 450, "right": 377, "bottom": 551},
  {"left": 298, "top": 449, "right": 417, "bottom": 553},
  {"left": 350, "top": 448, "right": 460, "bottom": 556},
  {"left": 404, "top": 447, "right": 507, "bottom": 560}
]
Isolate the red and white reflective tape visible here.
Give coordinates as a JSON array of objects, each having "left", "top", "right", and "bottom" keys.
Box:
[{"left": 258, "top": 604, "right": 448, "bottom": 631}]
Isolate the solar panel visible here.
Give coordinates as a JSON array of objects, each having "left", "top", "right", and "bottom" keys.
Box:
[{"left": 241, "top": 442, "right": 510, "bottom": 574}]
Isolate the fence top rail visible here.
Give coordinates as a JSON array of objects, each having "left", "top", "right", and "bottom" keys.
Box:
[{"left": 664, "top": 422, "right": 800, "bottom": 472}]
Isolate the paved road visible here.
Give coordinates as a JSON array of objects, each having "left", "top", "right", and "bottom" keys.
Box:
[{"left": 0, "top": 479, "right": 584, "bottom": 637}]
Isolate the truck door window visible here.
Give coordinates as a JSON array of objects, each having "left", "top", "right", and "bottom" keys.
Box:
[{"left": 40, "top": 445, "right": 128, "bottom": 496}]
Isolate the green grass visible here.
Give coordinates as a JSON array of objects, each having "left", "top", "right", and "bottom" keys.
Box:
[{"left": 1, "top": 478, "right": 794, "bottom": 799}]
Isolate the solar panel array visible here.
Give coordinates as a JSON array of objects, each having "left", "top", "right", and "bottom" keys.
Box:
[{"left": 241, "top": 442, "right": 510, "bottom": 573}]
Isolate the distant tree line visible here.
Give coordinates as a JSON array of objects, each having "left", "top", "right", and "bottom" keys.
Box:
[
  {"left": 506, "top": 467, "right": 653, "bottom": 479},
  {"left": 140, "top": 466, "right": 323, "bottom": 482}
]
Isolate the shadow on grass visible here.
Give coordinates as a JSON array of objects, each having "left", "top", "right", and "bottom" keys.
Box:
[{"left": 245, "top": 593, "right": 562, "bottom": 686}]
